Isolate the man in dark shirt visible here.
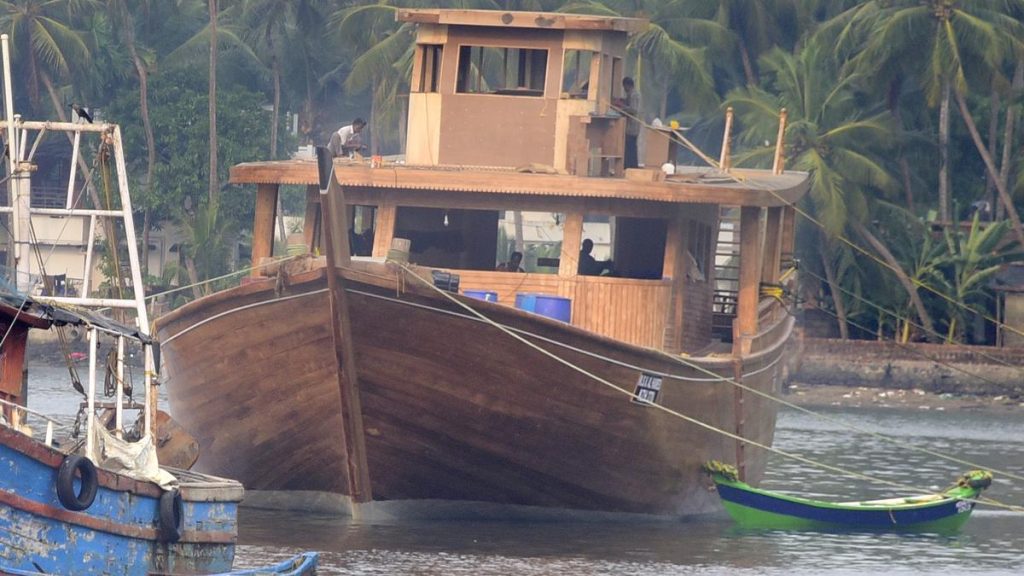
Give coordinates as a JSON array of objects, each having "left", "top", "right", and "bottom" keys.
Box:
[{"left": 578, "top": 239, "right": 612, "bottom": 276}]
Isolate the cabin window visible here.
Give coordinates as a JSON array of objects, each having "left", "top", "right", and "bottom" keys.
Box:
[
  {"left": 689, "top": 220, "right": 714, "bottom": 283},
  {"left": 393, "top": 206, "right": 563, "bottom": 273},
  {"left": 414, "top": 44, "right": 442, "bottom": 93},
  {"left": 456, "top": 45, "right": 548, "bottom": 96},
  {"left": 349, "top": 205, "right": 376, "bottom": 257},
  {"left": 497, "top": 211, "right": 563, "bottom": 273},
  {"left": 580, "top": 215, "right": 667, "bottom": 279},
  {"left": 561, "top": 50, "right": 594, "bottom": 99}
]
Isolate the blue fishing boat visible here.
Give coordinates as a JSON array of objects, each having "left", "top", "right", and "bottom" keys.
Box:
[
  {"left": 0, "top": 35, "right": 315, "bottom": 574},
  {"left": 704, "top": 461, "right": 992, "bottom": 532}
]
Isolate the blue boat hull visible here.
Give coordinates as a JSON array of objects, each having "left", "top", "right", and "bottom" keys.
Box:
[
  {"left": 715, "top": 481, "right": 976, "bottom": 532},
  {"left": 1, "top": 426, "right": 241, "bottom": 575}
]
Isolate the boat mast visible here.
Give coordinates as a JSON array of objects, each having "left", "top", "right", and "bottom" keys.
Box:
[{"left": 0, "top": 36, "right": 157, "bottom": 447}]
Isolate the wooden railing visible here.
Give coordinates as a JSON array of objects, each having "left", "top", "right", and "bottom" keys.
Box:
[{"left": 457, "top": 271, "right": 672, "bottom": 348}]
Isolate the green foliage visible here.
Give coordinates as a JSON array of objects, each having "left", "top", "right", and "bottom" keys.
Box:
[{"left": 106, "top": 68, "right": 283, "bottom": 232}]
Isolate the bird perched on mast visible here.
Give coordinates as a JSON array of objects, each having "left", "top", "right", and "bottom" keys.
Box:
[{"left": 70, "top": 103, "right": 93, "bottom": 124}]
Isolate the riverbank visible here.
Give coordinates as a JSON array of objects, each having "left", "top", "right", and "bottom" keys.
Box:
[{"left": 784, "top": 382, "right": 1024, "bottom": 412}]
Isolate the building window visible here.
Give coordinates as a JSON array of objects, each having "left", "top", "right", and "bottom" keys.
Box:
[
  {"left": 414, "top": 44, "right": 442, "bottom": 93},
  {"left": 456, "top": 45, "right": 547, "bottom": 96}
]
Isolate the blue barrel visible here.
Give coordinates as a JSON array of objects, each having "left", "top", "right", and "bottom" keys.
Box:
[
  {"left": 515, "top": 293, "right": 571, "bottom": 323},
  {"left": 464, "top": 289, "right": 498, "bottom": 302}
]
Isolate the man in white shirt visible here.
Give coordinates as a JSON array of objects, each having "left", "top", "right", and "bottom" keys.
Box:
[{"left": 328, "top": 118, "right": 366, "bottom": 157}]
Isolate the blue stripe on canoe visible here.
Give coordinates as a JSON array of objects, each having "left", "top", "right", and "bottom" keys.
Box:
[{"left": 715, "top": 483, "right": 973, "bottom": 527}]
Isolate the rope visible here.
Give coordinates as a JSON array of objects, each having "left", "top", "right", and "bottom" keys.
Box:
[{"left": 393, "top": 262, "right": 1021, "bottom": 511}]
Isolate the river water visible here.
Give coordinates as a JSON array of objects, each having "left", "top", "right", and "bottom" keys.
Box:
[{"left": 22, "top": 365, "right": 1024, "bottom": 575}]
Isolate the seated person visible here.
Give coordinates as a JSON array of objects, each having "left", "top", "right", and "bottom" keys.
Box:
[
  {"left": 578, "top": 239, "right": 612, "bottom": 276},
  {"left": 496, "top": 251, "right": 525, "bottom": 272}
]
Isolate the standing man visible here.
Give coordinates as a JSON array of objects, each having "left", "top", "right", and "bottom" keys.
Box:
[
  {"left": 619, "top": 77, "right": 640, "bottom": 169},
  {"left": 328, "top": 118, "right": 367, "bottom": 158}
]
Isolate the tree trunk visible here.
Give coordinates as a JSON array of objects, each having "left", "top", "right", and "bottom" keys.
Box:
[
  {"left": 208, "top": 0, "right": 219, "bottom": 204},
  {"left": 738, "top": 40, "right": 758, "bottom": 87},
  {"left": 142, "top": 209, "right": 151, "bottom": 280},
  {"left": 953, "top": 89, "right": 1024, "bottom": 248},
  {"left": 984, "top": 86, "right": 999, "bottom": 211},
  {"left": 851, "top": 219, "right": 937, "bottom": 342},
  {"left": 997, "top": 61, "right": 1023, "bottom": 223},
  {"left": 819, "top": 237, "right": 849, "bottom": 340},
  {"left": 938, "top": 80, "right": 951, "bottom": 224}
]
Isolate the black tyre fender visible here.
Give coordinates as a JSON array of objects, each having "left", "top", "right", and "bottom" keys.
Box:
[
  {"left": 159, "top": 488, "right": 184, "bottom": 543},
  {"left": 56, "top": 455, "right": 98, "bottom": 511}
]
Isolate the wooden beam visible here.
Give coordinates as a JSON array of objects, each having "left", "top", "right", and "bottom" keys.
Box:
[
  {"left": 662, "top": 209, "right": 686, "bottom": 352},
  {"left": 321, "top": 173, "right": 372, "bottom": 504},
  {"left": 372, "top": 200, "right": 397, "bottom": 258},
  {"left": 559, "top": 212, "right": 583, "bottom": 278},
  {"left": 761, "top": 207, "right": 783, "bottom": 285},
  {"left": 780, "top": 205, "right": 796, "bottom": 268},
  {"left": 733, "top": 206, "right": 763, "bottom": 356},
  {"left": 252, "top": 183, "right": 278, "bottom": 276},
  {"left": 303, "top": 184, "right": 321, "bottom": 252}
]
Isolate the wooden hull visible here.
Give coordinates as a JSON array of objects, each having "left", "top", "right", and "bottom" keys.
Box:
[
  {"left": 157, "top": 266, "right": 790, "bottom": 517},
  {"left": 0, "top": 426, "right": 242, "bottom": 575}
]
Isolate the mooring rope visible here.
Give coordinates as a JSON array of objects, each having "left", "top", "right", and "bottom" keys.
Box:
[{"left": 393, "top": 262, "right": 1021, "bottom": 511}]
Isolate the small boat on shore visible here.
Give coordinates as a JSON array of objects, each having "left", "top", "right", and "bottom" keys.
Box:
[{"left": 705, "top": 461, "right": 992, "bottom": 532}]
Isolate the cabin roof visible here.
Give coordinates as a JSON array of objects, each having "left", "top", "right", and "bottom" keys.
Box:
[
  {"left": 396, "top": 9, "right": 648, "bottom": 34},
  {"left": 229, "top": 160, "right": 809, "bottom": 208}
]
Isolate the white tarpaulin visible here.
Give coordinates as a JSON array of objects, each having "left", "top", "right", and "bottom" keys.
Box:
[{"left": 86, "top": 425, "right": 179, "bottom": 490}]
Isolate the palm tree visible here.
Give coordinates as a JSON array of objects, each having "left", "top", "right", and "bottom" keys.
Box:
[
  {"left": 725, "top": 37, "right": 942, "bottom": 339},
  {"left": 836, "top": 0, "right": 1024, "bottom": 235},
  {"left": 0, "top": 0, "right": 92, "bottom": 116},
  {"left": 677, "top": 0, "right": 799, "bottom": 87},
  {"left": 562, "top": 0, "right": 721, "bottom": 117}
]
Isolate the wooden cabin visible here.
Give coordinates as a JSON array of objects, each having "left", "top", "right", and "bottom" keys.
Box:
[{"left": 236, "top": 9, "right": 802, "bottom": 357}]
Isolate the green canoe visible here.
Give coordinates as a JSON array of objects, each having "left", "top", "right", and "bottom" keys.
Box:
[{"left": 705, "top": 462, "right": 992, "bottom": 532}]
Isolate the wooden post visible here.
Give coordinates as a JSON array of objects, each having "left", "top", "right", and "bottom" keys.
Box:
[
  {"left": 780, "top": 205, "right": 796, "bottom": 268},
  {"left": 319, "top": 157, "right": 372, "bottom": 505},
  {"left": 772, "top": 108, "right": 788, "bottom": 175},
  {"left": 761, "top": 207, "right": 783, "bottom": 285},
  {"left": 371, "top": 200, "right": 397, "bottom": 258},
  {"left": 733, "top": 206, "right": 763, "bottom": 356},
  {"left": 661, "top": 210, "right": 687, "bottom": 352},
  {"left": 719, "top": 106, "right": 733, "bottom": 172},
  {"left": 559, "top": 212, "right": 584, "bottom": 279},
  {"left": 251, "top": 183, "right": 279, "bottom": 276},
  {"left": 302, "top": 184, "right": 321, "bottom": 252}
]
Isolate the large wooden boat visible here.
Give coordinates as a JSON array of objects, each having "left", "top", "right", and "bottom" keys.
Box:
[{"left": 156, "top": 9, "right": 811, "bottom": 518}]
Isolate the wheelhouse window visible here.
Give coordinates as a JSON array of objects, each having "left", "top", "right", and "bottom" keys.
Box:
[
  {"left": 456, "top": 45, "right": 548, "bottom": 96},
  {"left": 393, "top": 206, "right": 562, "bottom": 273},
  {"left": 580, "top": 214, "right": 667, "bottom": 279},
  {"left": 413, "top": 44, "right": 442, "bottom": 93},
  {"left": 561, "top": 50, "right": 594, "bottom": 99}
]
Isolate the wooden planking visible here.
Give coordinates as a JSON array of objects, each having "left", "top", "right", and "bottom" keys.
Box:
[
  {"left": 761, "top": 207, "right": 783, "bottom": 284},
  {"left": 156, "top": 262, "right": 795, "bottom": 515},
  {"left": 571, "top": 277, "right": 671, "bottom": 347},
  {"left": 157, "top": 280, "right": 350, "bottom": 494},
  {"left": 398, "top": 8, "right": 647, "bottom": 33}
]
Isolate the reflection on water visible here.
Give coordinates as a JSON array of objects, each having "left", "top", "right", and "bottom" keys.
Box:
[{"left": 23, "top": 363, "right": 1024, "bottom": 575}]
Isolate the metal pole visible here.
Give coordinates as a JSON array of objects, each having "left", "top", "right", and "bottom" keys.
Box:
[
  {"left": 86, "top": 327, "right": 97, "bottom": 457},
  {"left": 115, "top": 336, "right": 124, "bottom": 438}
]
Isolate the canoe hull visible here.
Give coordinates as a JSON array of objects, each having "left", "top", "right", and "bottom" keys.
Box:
[{"left": 713, "top": 480, "right": 978, "bottom": 533}]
